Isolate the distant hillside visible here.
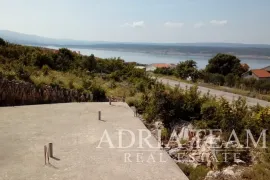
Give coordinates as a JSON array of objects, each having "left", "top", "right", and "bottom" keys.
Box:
[
  {"left": 0, "top": 30, "right": 105, "bottom": 46},
  {"left": 1, "top": 30, "right": 270, "bottom": 57},
  {"left": 63, "top": 43, "right": 270, "bottom": 57},
  {"left": 1, "top": 30, "right": 270, "bottom": 48}
]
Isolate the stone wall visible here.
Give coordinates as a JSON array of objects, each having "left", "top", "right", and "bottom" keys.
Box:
[{"left": 0, "top": 78, "right": 93, "bottom": 106}]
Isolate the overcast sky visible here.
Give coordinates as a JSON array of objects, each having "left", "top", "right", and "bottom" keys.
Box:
[{"left": 1, "top": 0, "right": 270, "bottom": 44}]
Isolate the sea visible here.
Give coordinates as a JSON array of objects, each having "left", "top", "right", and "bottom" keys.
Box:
[{"left": 45, "top": 46, "right": 270, "bottom": 69}]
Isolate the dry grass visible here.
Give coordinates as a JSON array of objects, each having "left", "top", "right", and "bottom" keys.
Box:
[{"left": 29, "top": 69, "right": 84, "bottom": 90}]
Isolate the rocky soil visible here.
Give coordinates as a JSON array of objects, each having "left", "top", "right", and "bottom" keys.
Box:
[{"left": 150, "top": 121, "right": 250, "bottom": 180}]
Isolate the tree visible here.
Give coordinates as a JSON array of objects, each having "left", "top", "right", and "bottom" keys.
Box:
[
  {"left": 206, "top": 53, "right": 244, "bottom": 76},
  {"left": 84, "top": 54, "right": 96, "bottom": 71},
  {"left": 176, "top": 60, "right": 199, "bottom": 82},
  {"left": 0, "top": 37, "right": 6, "bottom": 46},
  {"left": 35, "top": 53, "right": 53, "bottom": 68},
  {"left": 55, "top": 48, "right": 75, "bottom": 71}
]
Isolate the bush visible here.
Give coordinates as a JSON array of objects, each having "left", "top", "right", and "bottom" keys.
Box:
[
  {"left": 68, "top": 80, "right": 75, "bottom": 89},
  {"left": 109, "top": 71, "right": 121, "bottom": 81},
  {"left": 6, "top": 71, "right": 17, "bottom": 80},
  {"left": 35, "top": 53, "right": 53, "bottom": 68},
  {"left": 225, "top": 73, "right": 236, "bottom": 87},
  {"left": 135, "top": 81, "right": 145, "bottom": 93},
  {"left": 206, "top": 73, "right": 225, "bottom": 85},
  {"left": 161, "top": 128, "right": 169, "bottom": 140},
  {"left": 15, "top": 65, "right": 31, "bottom": 81},
  {"left": 126, "top": 96, "right": 139, "bottom": 107},
  {"left": 177, "top": 163, "right": 209, "bottom": 180},
  {"left": 91, "top": 86, "right": 106, "bottom": 101},
  {"left": 242, "top": 78, "right": 257, "bottom": 90},
  {"left": 175, "top": 60, "right": 199, "bottom": 81},
  {"left": 255, "top": 80, "right": 270, "bottom": 92},
  {"left": 82, "top": 78, "right": 92, "bottom": 90},
  {"left": 154, "top": 67, "right": 174, "bottom": 75},
  {"left": 41, "top": 65, "right": 50, "bottom": 75},
  {"left": 0, "top": 37, "right": 6, "bottom": 46},
  {"left": 108, "top": 81, "right": 116, "bottom": 89},
  {"left": 242, "top": 163, "right": 270, "bottom": 180},
  {"left": 202, "top": 72, "right": 211, "bottom": 83}
]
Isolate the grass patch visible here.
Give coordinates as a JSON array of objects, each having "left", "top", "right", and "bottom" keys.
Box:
[
  {"left": 29, "top": 70, "right": 84, "bottom": 90},
  {"left": 177, "top": 163, "right": 209, "bottom": 180},
  {"left": 242, "top": 163, "right": 270, "bottom": 180}
]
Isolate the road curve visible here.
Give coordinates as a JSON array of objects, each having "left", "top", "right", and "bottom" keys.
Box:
[{"left": 157, "top": 77, "right": 270, "bottom": 107}]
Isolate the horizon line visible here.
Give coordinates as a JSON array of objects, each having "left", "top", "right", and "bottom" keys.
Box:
[{"left": 1, "top": 29, "right": 270, "bottom": 46}]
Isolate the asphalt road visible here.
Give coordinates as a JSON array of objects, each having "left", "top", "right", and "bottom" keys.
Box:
[{"left": 157, "top": 77, "right": 270, "bottom": 107}]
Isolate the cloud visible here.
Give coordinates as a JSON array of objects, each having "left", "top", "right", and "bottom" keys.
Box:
[
  {"left": 210, "top": 20, "right": 228, "bottom": 26},
  {"left": 121, "top": 21, "right": 145, "bottom": 28},
  {"left": 164, "top": 21, "right": 184, "bottom": 28},
  {"left": 194, "top": 22, "right": 205, "bottom": 28}
]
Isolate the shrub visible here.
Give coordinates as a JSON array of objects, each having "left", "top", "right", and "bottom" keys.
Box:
[
  {"left": 135, "top": 81, "right": 145, "bottom": 93},
  {"left": 35, "top": 53, "right": 53, "bottom": 68},
  {"left": 177, "top": 163, "right": 209, "bottom": 180},
  {"left": 242, "top": 78, "right": 257, "bottom": 90},
  {"left": 41, "top": 65, "right": 50, "bottom": 75},
  {"left": 176, "top": 60, "right": 199, "bottom": 81},
  {"left": 91, "top": 86, "right": 106, "bottom": 101},
  {"left": 126, "top": 96, "right": 139, "bottom": 107},
  {"left": 242, "top": 163, "right": 270, "bottom": 180},
  {"left": 109, "top": 81, "right": 117, "bottom": 89},
  {"left": 225, "top": 73, "right": 236, "bottom": 87},
  {"left": 161, "top": 128, "right": 169, "bottom": 140},
  {"left": 255, "top": 80, "right": 270, "bottom": 92},
  {"left": 109, "top": 71, "right": 121, "bottom": 81},
  {"left": 154, "top": 67, "right": 174, "bottom": 75},
  {"left": 0, "top": 37, "right": 6, "bottom": 46},
  {"left": 82, "top": 78, "right": 92, "bottom": 90},
  {"left": 15, "top": 65, "right": 31, "bottom": 81},
  {"left": 69, "top": 80, "right": 75, "bottom": 89},
  {"left": 209, "top": 73, "right": 225, "bottom": 85},
  {"left": 6, "top": 71, "right": 17, "bottom": 80}
]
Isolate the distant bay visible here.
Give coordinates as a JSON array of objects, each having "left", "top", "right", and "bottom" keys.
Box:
[{"left": 45, "top": 46, "right": 270, "bottom": 69}]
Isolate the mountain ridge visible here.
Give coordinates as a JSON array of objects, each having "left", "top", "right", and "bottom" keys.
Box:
[{"left": 1, "top": 30, "right": 270, "bottom": 48}]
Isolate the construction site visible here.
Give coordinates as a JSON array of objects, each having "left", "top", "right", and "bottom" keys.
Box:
[{"left": 0, "top": 102, "right": 188, "bottom": 180}]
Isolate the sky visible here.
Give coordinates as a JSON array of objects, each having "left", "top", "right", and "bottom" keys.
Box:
[{"left": 1, "top": 0, "right": 270, "bottom": 44}]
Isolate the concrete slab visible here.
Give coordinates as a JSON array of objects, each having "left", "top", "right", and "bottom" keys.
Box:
[{"left": 0, "top": 102, "right": 188, "bottom": 180}]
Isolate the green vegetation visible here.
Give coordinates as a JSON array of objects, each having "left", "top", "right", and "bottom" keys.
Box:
[
  {"left": 175, "top": 60, "right": 200, "bottom": 82},
  {"left": 154, "top": 60, "right": 200, "bottom": 82},
  {"left": 177, "top": 163, "right": 210, "bottom": 180},
  {"left": 0, "top": 38, "right": 153, "bottom": 102},
  {"left": 154, "top": 53, "right": 270, "bottom": 101},
  {"left": 1, "top": 37, "right": 269, "bottom": 179},
  {"left": 134, "top": 83, "right": 269, "bottom": 179},
  {"left": 0, "top": 37, "right": 6, "bottom": 46},
  {"left": 205, "top": 53, "right": 245, "bottom": 76}
]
